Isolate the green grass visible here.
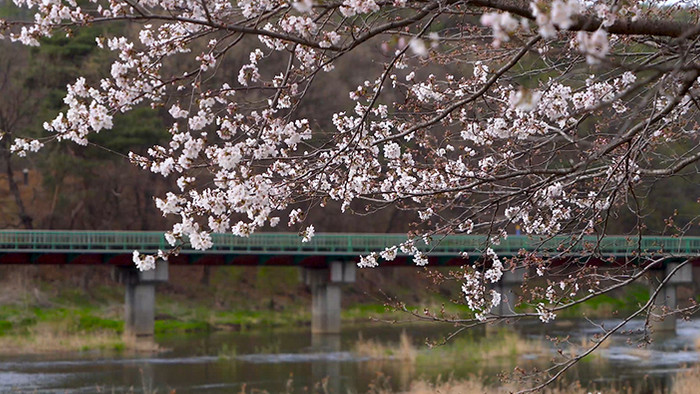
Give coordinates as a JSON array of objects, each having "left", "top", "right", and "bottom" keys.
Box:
[
  {"left": 342, "top": 300, "right": 477, "bottom": 322},
  {"left": 558, "top": 284, "right": 650, "bottom": 318},
  {"left": 0, "top": 320, "right": 12, "bottom": 334},
  {"left": 0, "top": 303, "right": 125, "bottom": 339},
  {"left": 76, "top": 315, "right": 122, "bottom": 333}
]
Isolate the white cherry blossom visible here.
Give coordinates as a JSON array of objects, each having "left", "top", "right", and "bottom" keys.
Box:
[{"left": 3, "top": 1, "right": 699, "bottom": 373}]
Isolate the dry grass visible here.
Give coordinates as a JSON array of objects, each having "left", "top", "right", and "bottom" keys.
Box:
[
  {"left": 0, "top": 267, "right": 44, "bottom": 305},
  {"left": 354, "top": 330, "right": 416, "bottom": 361},
  {"left": 416, "top": 329, "right": 548, "bottom": 366},
  {"left": 578, "top": 335, "right": 612, "bottom": 351},
  {"left": 401, "top": 377, "right": 493, "bottom": 393},
  {"left": 566, "top": 335, "right": 614, "bottom": 360},
  {"left": 480, "top": 330, "right": 547, "bottom": 359},
  {"left": 376, "top": 375, "right": 638, "bottom": 394},
  {"left": 0, "top": 323, "right": 160, "bottom": 354},
  {"left": 672, "top": 365, "right": 700, "bottom": 394},
  {"left": 355, "top": 328, "right": 548, "bottom": 372}
]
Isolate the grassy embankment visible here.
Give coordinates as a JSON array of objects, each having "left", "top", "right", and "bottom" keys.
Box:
[
  {"left": 352, "top": 328, "right": 700, "bottom": 393},
  {"left": 0, "top": 265, "right": 656, "bottom": 354},
  {"left": 0, "top": 295, "right": 469, "bottom": 354},
  {"left": 0, "top": 265, "right": 463, "bottom": 353}
]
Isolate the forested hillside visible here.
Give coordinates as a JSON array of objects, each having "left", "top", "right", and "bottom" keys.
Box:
[{"left": 0, "top": 6, "right": 698, "bottom": 235}]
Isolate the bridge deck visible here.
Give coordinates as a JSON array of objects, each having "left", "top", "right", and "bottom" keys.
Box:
[{"left": 0, "top": 231, "right": 697, "bottom": 263}]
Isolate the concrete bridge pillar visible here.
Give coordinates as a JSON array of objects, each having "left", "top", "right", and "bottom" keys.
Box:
[
  {"left": 493, "top": 268, "right": 525, "bottom": 317},
  {"left": 650, "top": 262, "right": 692, "bottom": 332},
  {"left": 303, "top": 261, "right": 355, "bottom": 334},
  {"left": 115, "top": 261, "right": 169, "bottom": 337}
]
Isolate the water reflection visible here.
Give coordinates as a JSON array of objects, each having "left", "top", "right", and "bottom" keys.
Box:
[
  {"left": 1, "top": 320, "right": 700, "bottom": 392},
  {"left": 311, "top": 334, "right": 340, "bottom": 393}
]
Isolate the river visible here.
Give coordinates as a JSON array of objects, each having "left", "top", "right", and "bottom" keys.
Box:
[{"left": 2, "top": 319, "right": 700, "bottom": 393}]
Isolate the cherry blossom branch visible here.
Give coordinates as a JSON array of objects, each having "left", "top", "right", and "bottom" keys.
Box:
[
  {"left": 373, "top": 35, "right": 541, "bottom": 145},
  {"left": 469, "top": 0, "right": 699, "bottom": 38},
  {"left": 518, "top": 259, "right": 691, "bottom": 393}
]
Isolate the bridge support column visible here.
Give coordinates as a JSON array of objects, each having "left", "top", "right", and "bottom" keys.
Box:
[
  {"left": 115, "top": 261, "right": 169, "bottom": 337},
  {"left": 303, "top": 261, "right": 355, "bottom": 334},
  {"left": 650, "top": 262, "right": 692, "bottom": 333},
  {"left": 494, "top": 268, "right": 525, "bottom": 317}
]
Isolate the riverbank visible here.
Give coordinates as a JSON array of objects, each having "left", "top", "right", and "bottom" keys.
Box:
[
  {"left": 0, "top": 264, "right": 460, "bottom": 353},
  {"left": 0, "top": 295, "right": 412, "bottom": 354},
  {"left": 0, "top": 265, "right": 659, "bottom": 354},
  {"left": 3, "top": 318, "right": 700, "bottom": 393}
]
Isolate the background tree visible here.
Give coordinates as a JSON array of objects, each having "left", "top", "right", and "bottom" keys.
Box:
[
  {"left": 3, "top": 0, "right": 700, "bottom": 389},
  {"left": 0, "top": 7, "right": 175, "bottom": 230},
  {"left": 0, "top": 40, "right": 36, "bottom": 229}
]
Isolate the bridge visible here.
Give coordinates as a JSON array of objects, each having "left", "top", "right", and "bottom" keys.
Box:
[
  {"left": 0, "top": 230, "right": 698, "bottom": 336},
  {"left": 2, "top": 230, "right": 700, "bottom": 263}
]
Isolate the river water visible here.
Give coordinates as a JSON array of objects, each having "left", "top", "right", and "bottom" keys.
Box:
[{"left": 2, "top": 319, "right": 700, "bottom": 393}]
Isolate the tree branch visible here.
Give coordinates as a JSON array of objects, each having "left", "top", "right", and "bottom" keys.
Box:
[{"left": 470, "top": 0, "right": 698, "bottom": 38}]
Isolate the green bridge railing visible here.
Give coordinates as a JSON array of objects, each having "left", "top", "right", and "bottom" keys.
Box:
[{"left": 0, "top": 230, "right": 699, "bottom": 257}]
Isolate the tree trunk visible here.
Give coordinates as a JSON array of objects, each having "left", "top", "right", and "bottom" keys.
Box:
[{"left": 3, "top": 139, "right": 32, "bottom": 229}]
